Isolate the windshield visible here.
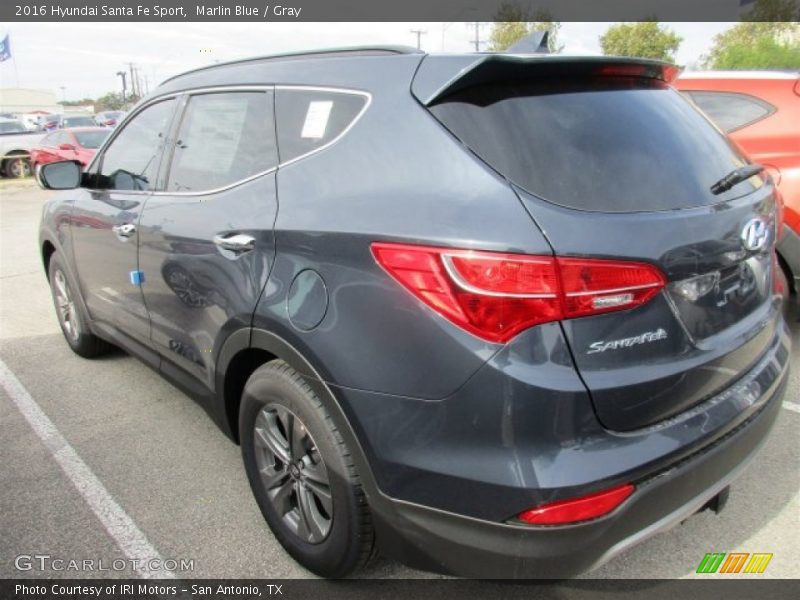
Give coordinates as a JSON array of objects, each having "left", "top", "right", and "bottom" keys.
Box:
[
  {"left": 74, "top": 130, "right": 110, "bottom": 149},
  {"left": 429, "top": 78, "right": 758, "bottom": 212},
  {"left": 64, "top": 117, "right": 96, "bottom": 127}
]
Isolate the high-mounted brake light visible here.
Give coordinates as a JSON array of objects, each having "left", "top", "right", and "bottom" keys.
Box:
[
  {"left": 597, "top": 63, "right": 680, "bottom": 83},
  {"left": 371, "top": 243, "right": 666, "bottom": 343},
  {"left": 517, "top": 483, "right": 635, "bottom": 525}
]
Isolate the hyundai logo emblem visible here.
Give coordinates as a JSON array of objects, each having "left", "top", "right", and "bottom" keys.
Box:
[{"left": 740, "top": 217, "right": 769, "bottom": 252}]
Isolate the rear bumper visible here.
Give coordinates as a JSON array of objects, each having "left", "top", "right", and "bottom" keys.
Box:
[{"left": 368, "top": 358, "right": 788, "bottom": 578}]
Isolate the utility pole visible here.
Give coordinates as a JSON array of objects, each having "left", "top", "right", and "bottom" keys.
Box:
[
  {"left": 125, "top": 62, "right": 138, "bottom": 98},
  {"left": 470, "top": 22, "right": 484, "bottom": 51},
  {"left": 133, "top": 65, "right": 142, "bottom": 98},
  {"left": 116, "top": 71, "right": 127, "bottom": 102},
  {"left": 410, "top": 29, "right": 427, "bottom": 50}
]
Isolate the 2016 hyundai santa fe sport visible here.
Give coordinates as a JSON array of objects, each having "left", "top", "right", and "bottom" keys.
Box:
[{"left": 37, "top": 47, "right": 791, "bottom": 578}]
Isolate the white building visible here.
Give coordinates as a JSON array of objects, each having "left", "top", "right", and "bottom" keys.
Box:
[{"left": 0, "top": 88, "right": 61, "bottom": 114}]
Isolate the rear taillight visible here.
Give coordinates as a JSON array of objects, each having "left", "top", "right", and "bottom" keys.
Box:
[
  {"left": 517, "top": 483, "right": 635, "bottom": 525},
  {"left": 559, "top": 257, "right": 665, "bottom": 319},
  {"left": 371, "top": 243, "right": 666, "bottom": 343}
]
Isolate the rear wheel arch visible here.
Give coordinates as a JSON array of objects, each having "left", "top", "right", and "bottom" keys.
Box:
[{"left": 216, "top": 328, "right": 381, "bottom": 496}]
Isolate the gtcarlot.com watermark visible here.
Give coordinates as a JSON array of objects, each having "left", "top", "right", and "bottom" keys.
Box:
[{"left": 15, "top": 554, "right": 194, "bottom": 573}]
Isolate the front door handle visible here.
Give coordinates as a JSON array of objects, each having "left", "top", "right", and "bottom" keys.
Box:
[
  {"left": 213, "top": 233, "right": 256, "bottom": 254},
  {"left": 112, "top": 223, "right": 136, "bottom": 238}
]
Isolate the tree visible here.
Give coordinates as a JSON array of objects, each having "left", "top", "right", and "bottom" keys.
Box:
[
  {"left": 94, "top": 92, "right": 129, "bottom": 112},
  {"left": 488, "top": 3, "right": 563, "bottom": 53},
  {"left": 740, "top": 0, "right": 799, "bottom": 21},
  {"left": 600, "top": 21, "right": 682, "bottom": 62},
  {"left": 702, "top": 0, "right": 800, "bottom": 69},
  {"left": 708, "top": 34, "right": 800, "bottom": 69}
]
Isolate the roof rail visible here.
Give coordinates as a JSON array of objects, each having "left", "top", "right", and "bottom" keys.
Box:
[{"left": 161, "top": 45, "right": 423, "bottom": 85}]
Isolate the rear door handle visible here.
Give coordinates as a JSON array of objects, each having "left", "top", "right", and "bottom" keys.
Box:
[
  {"left": 112, "top": 223, "right": 136, "bottom": 238},
  {"left": 213, "top": 233, "right": 256, "bottom": 254}
]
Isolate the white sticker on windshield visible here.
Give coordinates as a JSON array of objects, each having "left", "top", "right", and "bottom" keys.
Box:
[{"left": 301, "top": 100, "right": 333, "bottom": 139}]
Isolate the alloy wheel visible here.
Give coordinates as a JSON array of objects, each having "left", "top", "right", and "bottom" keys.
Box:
[
  {"left": 254, "top": 405, "right": 333, "bottom": 544},
  {"left": 53, "top": 269, "right": 80, "bottom": 342}
]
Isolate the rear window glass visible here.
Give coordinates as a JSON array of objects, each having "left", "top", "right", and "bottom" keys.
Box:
[
  {"left": 685, "top": 91, "right": 774, "bottom": 133},
  {"left": 429, "top": 78, "right": 756, "bottom": 212},
  {"left": 276, "top": 89, "right": 368, "bottom": 163}
]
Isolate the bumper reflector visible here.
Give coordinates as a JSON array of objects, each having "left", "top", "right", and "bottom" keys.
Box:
[{"left": 517, "top": 483, "right": 635, "bottom": 525}]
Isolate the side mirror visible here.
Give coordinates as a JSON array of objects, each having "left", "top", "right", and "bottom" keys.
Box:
[
  {"left": 58, "top": 143, "right": 76, "bottom": 151},
  {"left": 37, "top": 161, "right": 82, "bottom": 190}
]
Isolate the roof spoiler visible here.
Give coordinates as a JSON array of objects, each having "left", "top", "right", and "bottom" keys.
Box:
[
  {"left": 505, "top": 30, "right": 549, "bottom": 54},
  {"left": 411, "top": 55, "right": 681, "bottom": 106}
]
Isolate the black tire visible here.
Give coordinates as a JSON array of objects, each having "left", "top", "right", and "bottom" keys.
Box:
[
  {"left": 4, "top": 156, "right": 31, "bottom": 178},
  {"left": 48, "top": 253, "right": 112, "bottom": 358},
  {"left": 240, "top": 360, "right": 374, "bottom": 577}
]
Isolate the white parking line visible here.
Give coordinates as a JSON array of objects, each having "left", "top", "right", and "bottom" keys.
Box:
[
  {"left": 0, "top": 358, "right": 174, "bottom": 579},
  {"left": 783, "top": 401, "right": 800, "bottom": 414}
]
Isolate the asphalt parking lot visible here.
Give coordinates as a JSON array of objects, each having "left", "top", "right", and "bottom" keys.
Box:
[{"left": 1, "top": 180, "right": 798, "bottom": 580}]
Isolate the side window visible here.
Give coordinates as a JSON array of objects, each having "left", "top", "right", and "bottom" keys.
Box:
[
  {"left": 275, "top": 89, "right": 368, "bottom": 163},
  {"left": 97, "top": 98, "right": 176, "bottom": 192},
  {"left": 166, "top": 91, "right": 277, "bottom": 192},
  {"left": 688, "top": 91, "right": 774, "bottom": 133}
]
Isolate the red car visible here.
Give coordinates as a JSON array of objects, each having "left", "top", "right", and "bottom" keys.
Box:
[
  {"left": 675, "top": 71, "right": 800, "bottom": 295},
  {"left": 29, "top": 127, "right": 110, "bottom": 169}
]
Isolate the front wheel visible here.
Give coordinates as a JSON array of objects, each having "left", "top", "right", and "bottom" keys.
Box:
[
  {"left": 48, "top": 253, "right": 112, "bottom": 358},
  {"left": 4, "top": 156, "right": 31, "bottom": 178},
  {"left": 240, "top": 360, "right": 374, "bottom": 577}
]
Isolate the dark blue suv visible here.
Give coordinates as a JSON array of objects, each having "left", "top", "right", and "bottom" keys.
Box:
[{"left": 37, "top": 47, "right": 790, "bottom": 578}]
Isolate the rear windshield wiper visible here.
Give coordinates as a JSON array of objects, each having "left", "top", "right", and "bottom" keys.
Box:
[{"left": 710, "top": 164, "right": 764, "bottom": 195}]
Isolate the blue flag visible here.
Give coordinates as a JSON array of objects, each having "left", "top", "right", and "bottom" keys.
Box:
[{"left": 0, "top": 35, "right": 11, "bottom": 62}]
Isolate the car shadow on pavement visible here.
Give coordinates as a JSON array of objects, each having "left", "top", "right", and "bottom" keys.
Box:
[{"left": 1, "top": 327, "right": 797, "bottom": 581}]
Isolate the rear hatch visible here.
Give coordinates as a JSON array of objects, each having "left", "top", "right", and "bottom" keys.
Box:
[{"left": 417, "top": 55, "right": 781, "bottom": 431}]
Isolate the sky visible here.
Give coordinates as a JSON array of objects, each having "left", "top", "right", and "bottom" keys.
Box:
[{"left": 0, "top": 22, "right": 735, "bottom": 101}]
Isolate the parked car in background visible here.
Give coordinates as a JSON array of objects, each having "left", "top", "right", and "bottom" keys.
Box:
[
  {"left": 60, "top": 115, "right": 97, "bottom": 129},
  {"left": 0, "top": 118, "right": 43, "bottom": 177},
  {"left": 37, "top": 49, "right": 790, "bottom": 578},
  {"left": 30, "top": 127, "right": 110, "bottom": 170},
  {"left": 20, "top": 112, "right": 49, "bottom": 131},
  {"left": 676, "top": 71, "right": 800, "bottom": 295},
  {"left": 0, "top": 117, "right": 27, "bottom": 134},
  {"left": 40, "top": 114, "right": 62, "bottom": 132},
  {"left": 95, "top": 110, "right": 125, "bottom": 127}
]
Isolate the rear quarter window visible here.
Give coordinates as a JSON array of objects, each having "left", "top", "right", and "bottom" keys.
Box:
[
  {"left": 275, "top": 88, "right": 368, "bottom": 163},
  {"left": 429, "top": 78, "right": 757, "bottom": 212},
  {"left": 684, "top": 91, "right": 775, "bottom": 133}
]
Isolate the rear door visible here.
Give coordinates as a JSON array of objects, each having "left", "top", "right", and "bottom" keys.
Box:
[
  {"left": 137, "top": 88, "right": 279, "bottom": 391},
  {"left": 425, "top": 64, "right": 781, "bottom": 431}
]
